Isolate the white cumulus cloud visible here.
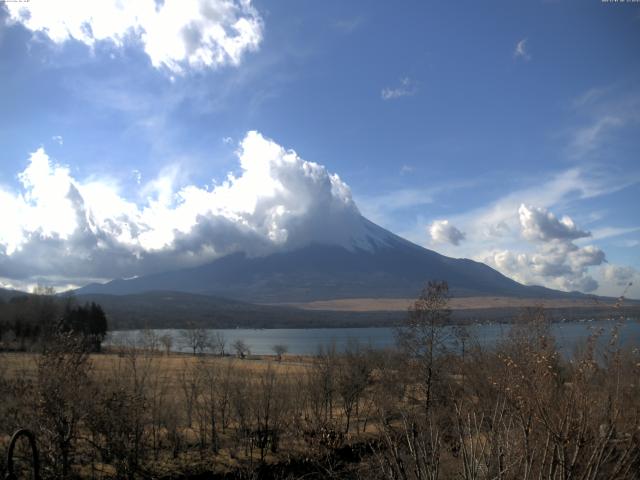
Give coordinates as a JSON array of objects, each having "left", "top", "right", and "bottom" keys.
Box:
[
  {"left": 519, "top": 204, "right": 590, "bottom": 242},
  {"left": 4, "top": 0, "right": 263, "bottom": 74},
  {"left": 484, "top": 205, "right": 605, "bottom": 293},
  {"left": 602, "top": 264, "right": 636, "bottom": 287},
  {"left": 429, "top": 220, "right": 465, "bottom": 246},
  {"left": 486, "top": 245, "right": 602, "bottom": 293}
]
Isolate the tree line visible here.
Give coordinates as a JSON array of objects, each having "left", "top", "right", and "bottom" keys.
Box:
[
  {"left": 0, "top": 287, "right": 108, "bottom": 352},
  {"left": 126, "top": 326, "right": 285, "bottom": 360}
]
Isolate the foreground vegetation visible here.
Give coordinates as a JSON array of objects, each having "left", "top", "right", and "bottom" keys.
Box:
[{"left": 1, "top": 283, "right": 639, "bottom": 479}]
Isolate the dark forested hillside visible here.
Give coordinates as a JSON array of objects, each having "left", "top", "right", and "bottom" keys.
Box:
[
  {"left": 73, "top": 290, "right": 640, "bottom": 330},
  {"left": 0, "top": 291, "right": 108, "bottom": 351},
  {"left": 73, "top": 291, "right": 405, "bottom": 329}
]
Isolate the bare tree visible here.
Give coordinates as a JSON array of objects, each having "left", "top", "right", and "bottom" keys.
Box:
[
  {"left": 159, "top": 334, "right": 173, "bottom": 356},
  {"left": 397, "top": 280, "right": 451, "bottom": 417},
  {"left": 232, "top": 339, "right": 250, "bottom": 359},
  {"left": 212, "top": 331, "right": 226, "bottom": 356},
  {"left": 139, "top": 328, "right": 159, "bottom": 353},
  {"left": 337, "top": 341, "right": 372, "bottom": 434},
  {"left": 370, "top": 281, "right": 452, "bottom": 480},
  {"left": 147, "top": 359, "right": 172, "bottom": 460},
  {"left": 178, "top": 360, "right": 200, "bottom": 427},
  {"left": 252, "top": 366, "right": 291, "bottom": 461},
  {"left": 36, "top": 334, "right": 92, "bottom": 478},
  {"left": 303, "top": 342, "right": 339, "bottom": 441},
  {"left": 194, "top": 358, "right": 223, "bottom": 452},
  {"left": 272, "top": 344, "right": 288, "bottom": 361},
  {"left": 86, "top": 347, "right": 150, "bottom": 480},
  {"left": 229, "top": 374, "right": 252, "bottom": 458},
  {"left": 179, "top": 327, "right": 211, "bottom": 355},
  {"left": 218, "top": 360, "right": 235, "bottom": 433}
]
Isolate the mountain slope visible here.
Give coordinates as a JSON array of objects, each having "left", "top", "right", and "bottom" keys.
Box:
[
  {"left": 0, "top": 287, "right": 25, "bottom": 301},
  {"left": 75, "top": 216, "right": 579, "bottom": 302},
  {"left": 75, "top": 291, "right": 640, "bottom": 330},
  {"left": 74, "top": 291, "right": 405, "bottom": 329}
]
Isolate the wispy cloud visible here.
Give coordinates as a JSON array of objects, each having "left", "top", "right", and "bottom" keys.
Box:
[
  {"left": 399, "top": 165, "right": 414, "bottom": 175},
  {"left": 332, "top": 16, "right": 364, "bottom": 34},
  {"left": 614, "top": 239, "right": 640, "bottom": 248},
  {"left": 359, "top": 188, "right": 435, "bottom": 225},
  {"left": 381, "top": 77, "right": 418, "bottom": 100},
  {"left": 586, "top": 226, "right": 640, "bottom": 242},
  {"left": 568, "top": 85, "right": 640, "bottom": 159},
  {"left": 514, "top": 38, "right": 531, "bottom": 61},
  {"left": 570, "top": 115, "right": 623, "bottom": 157},
  {"left": 571, "top": 85, "right": 612, "bottom": 109},
  {"left": 357, "top": 177, "right": 480, "bottom": 225}
]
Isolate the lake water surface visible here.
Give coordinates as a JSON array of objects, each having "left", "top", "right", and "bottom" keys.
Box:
[{"left": 108, "top": 319, "right": 640, "bottom": 356}]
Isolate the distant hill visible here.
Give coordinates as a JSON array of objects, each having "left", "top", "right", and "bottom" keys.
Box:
[
  {"left": 74, "top": 216, "right": 585, "bottom": 303},
  {"left": 0, "top": 287, "right": 25, "bottom": 302},
  {"left": 74, "top": 290, "right": 640, "bottom": 330},
  {"left": 3, "top": 287, "right": 635, "bottom": 331},
  {"left": 73, "top": 291, "right": 404, "bottom": 330}
]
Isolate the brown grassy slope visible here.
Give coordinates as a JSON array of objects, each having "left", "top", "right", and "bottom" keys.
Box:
[{"left": 278, "top": 295, "right": 636, "bottom": 312}]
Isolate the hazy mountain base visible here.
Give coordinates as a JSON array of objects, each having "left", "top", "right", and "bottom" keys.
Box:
[
  {"left": 72, "top": 240, "right": 583, "bottom": 303},
  {"left": 3, "top": 288, "right": 638, "bottom": 331},
  {"left": 75, "top": 291, "right": 640, "bottom": 330}
]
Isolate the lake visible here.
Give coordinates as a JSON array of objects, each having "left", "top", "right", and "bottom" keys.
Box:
[{"left": 108, "top": 319, "right": 640, "bottom": 356}]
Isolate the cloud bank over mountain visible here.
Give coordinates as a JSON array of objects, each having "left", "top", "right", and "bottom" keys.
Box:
[
  {"left": 0, "top": 133, "right": 633, "bottom": 296},
  {"left": 4, "top": 0, "right": 263, "bottom": 74},
  {"left": 0, "top": 131, "right": 362, "bottom": 288}
]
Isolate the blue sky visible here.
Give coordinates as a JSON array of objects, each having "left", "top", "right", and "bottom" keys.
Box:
[{"left": 0, "top": 0, "right": 639, "bottom": 298}]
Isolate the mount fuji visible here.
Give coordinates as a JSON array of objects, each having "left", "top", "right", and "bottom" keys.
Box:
[{"left": 74, "top": 214, "right": 574, "bottom": 303}]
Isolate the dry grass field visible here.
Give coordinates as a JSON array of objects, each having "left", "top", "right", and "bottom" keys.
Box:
[
  {"left": 0, "top": 347, "right": 380, "bottom": 478},
  {"left": 0, "top": 350, "right": 312, "bottom": 378}
]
